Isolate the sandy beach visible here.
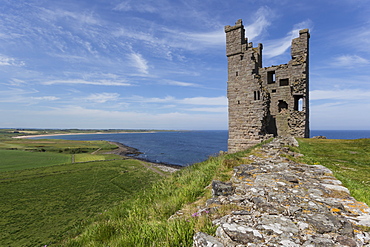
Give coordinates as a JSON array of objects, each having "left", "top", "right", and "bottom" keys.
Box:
[{"left": 12, "top": 131, "right": 157, "bottom": 139}]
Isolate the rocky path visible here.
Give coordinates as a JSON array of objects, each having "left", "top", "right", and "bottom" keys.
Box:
[{"left": 194, "top": 137, "right": 370, "bottom": 246}]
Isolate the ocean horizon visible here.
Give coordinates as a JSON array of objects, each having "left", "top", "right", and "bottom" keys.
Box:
[{"left": 31, "top": 129, "right": 370, "bottom": 166}]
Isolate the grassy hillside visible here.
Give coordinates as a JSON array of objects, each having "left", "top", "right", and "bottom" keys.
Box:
[
  {"left": 1, "top": 134, "right": 369, "bottom": 246},
  {"left": 0, "top": 149, "right": 72, "bottom": 171},
  {"left": 59, "top": 146, "right": 257, "bottom": 246},
  {"left": 60, "top": 138, "right": 370, "bottom": 247},
  {"left": 296, "top": 138, "right": 370, "bottom": 205},
  {"left": 0, "top": 159, "right": 163, "bottom": 246},
  {"left": 0, "top": 136, "right": 165, "bottom": 246},
  {"left": 0, "top": 139, "right": 119, "bottom": 172}
]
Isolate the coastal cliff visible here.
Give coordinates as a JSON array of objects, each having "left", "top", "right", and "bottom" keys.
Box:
[{"left": 193, "top": 137, "right": 370, "bottom": 246}]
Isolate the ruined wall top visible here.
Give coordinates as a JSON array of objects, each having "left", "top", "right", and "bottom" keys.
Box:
[
  {"left": 224, "top": 19, "right": 243, "bottom": 32},
  {"left": 193, "top": 137, "right": 370, "bottom": 246}
]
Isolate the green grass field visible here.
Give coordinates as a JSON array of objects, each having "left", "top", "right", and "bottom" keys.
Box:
[
  {"left": 297, "top": 138, "right": 370, "bottom": 205},
  {"left": 0, "top": 159, "right": 162, "bottom": 246},
  {"left": 0, "top": 149, "right": 72, "bottom": 171},
  {"left": 0, "top": 138, "right": 117, "bottom": 153},
  {"left": 0, "top": 136, "right": 165, "bottom": 246},
  {"left": 1, "top": 133, "right": 369, "bottom": 247}
]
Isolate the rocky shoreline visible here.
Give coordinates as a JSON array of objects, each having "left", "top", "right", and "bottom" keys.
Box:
[
  {"left": 193, "top": 137, "right": 370, "bottom": 246},
  {"left": 105, "top": 141, "right": 182, "bottom": 173}
]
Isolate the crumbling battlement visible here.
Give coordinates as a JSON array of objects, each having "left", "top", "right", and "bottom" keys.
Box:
[
  {"left": 226, "top": 19, "right": 309, "bottom": 153},
  {"left": 193, "top": 137, "right": 370, "bottom": 246}
]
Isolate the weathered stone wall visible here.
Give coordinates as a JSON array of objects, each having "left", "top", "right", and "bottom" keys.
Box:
[
  {"left": 225, "top": 20, "right": 309, "bottom": 153},
  {"left": 193, "top": 137, "right": 370, "bottom": 246}
]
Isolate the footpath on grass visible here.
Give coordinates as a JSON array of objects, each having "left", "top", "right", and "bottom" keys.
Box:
[{"left": 193, "top": 137, "right": 370, "bottom": 246}]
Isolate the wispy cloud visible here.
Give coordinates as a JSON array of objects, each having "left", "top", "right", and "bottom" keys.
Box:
[
  {"left": 163, "top": 80, "right": 201, "bottom": 87},
  {"left": 39, "top": 7, "right": 101, "bottom": 26},
  {"left": 331, "top": 55, "right": 369, "bottom": 68},
  {"left": 178, "top": 96, "right": 227, "bottom": 106},
  {"left": 184, "top": 30, "right": 225, "bottom": 46},
  {"left": 127, "top": 95, "right": 175, "bottom": 103},
  {"left": 8, "top": 79, "right": 28, "bottom": 86},
  {"left": 0, "top": 54, "right": 25, "bottom": 66},
  {"left": 311, "top": 89, "right": 370, "bottom": 100},
  {"left": 83, "top": 93, "right": 120, "bottom": 103},
  {"left": 244, "top": 6, "right": 273, "bottom": 40},
  {"left": 114, "top": 0, "right": 158, "bottom": 13},
  {"left": 126, "top": 95, "right": 227, "bottom": 106},
  {"left": 263, "top": 20, "right": 313, "bottom": 58},
  {"left": 41, "top": 79, "right": 131, "bottom": 86},
  {"left": 185, "top": 107, "right": 227, "bottom": 113},
  {"left": 12, "top": 105, "right": 227, "bottom": 129},
  {"left": 129, "top": 52, "right": 149, "bottom": 74},
  {"left": 31, "top": 96, "right": 59, "bottom": 101}
]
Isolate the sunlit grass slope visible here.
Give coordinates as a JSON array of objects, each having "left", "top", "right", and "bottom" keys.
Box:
[
  {"left": 0, "top": 139, "right": 119, "bottom": 171},
  {"left": 0, "top": 149, "right": 72, "bottom": 171},
  {"left": 0, "top": 159, "right": 162, "bottom": 246},
  {"left": 59, "top": 146, "right": 258, "bottom": 247},
  {"left": 297, "top": 138, "right": 370, "bottom": 205}
]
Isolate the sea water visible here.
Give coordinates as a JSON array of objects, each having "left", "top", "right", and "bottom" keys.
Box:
[
  {"left": 31, "top": 130, "right": 370, "bottom": 166},
  {"left": 32, "top": 130, "right": 228, "bottom": 166}
]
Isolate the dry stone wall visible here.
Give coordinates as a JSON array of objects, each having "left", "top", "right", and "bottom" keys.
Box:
[{"left": 193, "top": 137, "right": 370, "bottom": 246}]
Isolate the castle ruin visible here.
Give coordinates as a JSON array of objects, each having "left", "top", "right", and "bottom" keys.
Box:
[{"left": 225, "top": 19, "right": 310, "bottom": 153}]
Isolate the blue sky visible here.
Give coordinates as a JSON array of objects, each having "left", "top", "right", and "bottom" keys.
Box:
[{"left": 1, "top": 0, "right": 370, "bottom": 130}]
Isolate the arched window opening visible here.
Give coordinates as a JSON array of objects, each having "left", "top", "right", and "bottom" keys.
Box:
[
  {"left": 294, "top": 95, "right": 304, "bottom": 111},
  {"left": 278, "top": 100, "right": 288, "bottom": 113}
]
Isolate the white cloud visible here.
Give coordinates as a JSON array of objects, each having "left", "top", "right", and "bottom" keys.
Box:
[
  {"left": 127, "top": 95, "right": 175, "bottom": 103},
  {"left": 113, "top": 1, "right": 158, "bottom": 13},
  {"left": 32, "top": 96, "right": 59, "bottom": 101},
  {"left": 84, "top": 93, "right": 120, "bottom": 103},
  {"left": 185, "top": 30, "right": 225, "bottom": 46},
  {"left": 245, "top": 6, "right": 272, "bottom": 40},
  {"left": 0, "top": 54, "right": 25, "bottom": 66},
  {"left": 310, "top": 89, "right": 370, "bottom": 100},
  {"left": 8, "top": 79, "right": 27, "bottom": 86},
  {"left": 332, "top": 55, "right": 369, "bottom": 68},
  {"left": 114, "top": 1, "right": 132, "bottom": 11},
  {"left": 163, "top": 80, "right": 201, "bottom": 87},
  {"left": 40, "top": 7, "right": 101, "bottom": 25},
  {"left": 41, "top": 79, "right": 131, "bottom": 86},
  {"left": 310, "top": 101, "right": 370, "bottom": 130},
  {"left": 179, "top": 96, "right": 227, "bottom": 106},
  {"left": 129, "top": 52, "right": 149, "bottom": 74},
  {"left": 4, "top": 106, "right": 227, "bottom": 130},
  {"left": 185, "top": 107, "right": 227, "bottom": 113},
  {"left": 263, "top": 20, "right": 313, "bottom": 58},
  {"left": 126, "top": 95, "right": 227, "bottom": 106}
]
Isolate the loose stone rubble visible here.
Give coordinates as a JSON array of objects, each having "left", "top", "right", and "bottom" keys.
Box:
[{"left": 193, "top": 137, "right": 370, "bottom": 247}]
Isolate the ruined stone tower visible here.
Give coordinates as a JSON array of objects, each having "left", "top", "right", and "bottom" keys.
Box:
[{"left": 225, "top": 19, "right": 310, "bottom": 153}]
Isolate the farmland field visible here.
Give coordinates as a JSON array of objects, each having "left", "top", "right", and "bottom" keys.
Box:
[
  {"left": 0, "top": 149, "right": 72, "bottom": 171},
  {"left": 0, "top": 135, "right": 165, "bottom": 246},
  {"left": 0, "top": 159, "right": 163, "bottom": 246}
]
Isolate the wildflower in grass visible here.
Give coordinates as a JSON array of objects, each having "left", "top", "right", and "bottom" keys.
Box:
[{"left": 192, "top": 212, "right": 199, "bottom": 217}]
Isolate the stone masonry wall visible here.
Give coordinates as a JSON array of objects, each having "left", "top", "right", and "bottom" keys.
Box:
[
  {"left": 193, "top": 137, "right": 370, "bottom": 246},
  {"left": 226, "top": 20, "right": 310, "bottom": 153}
]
